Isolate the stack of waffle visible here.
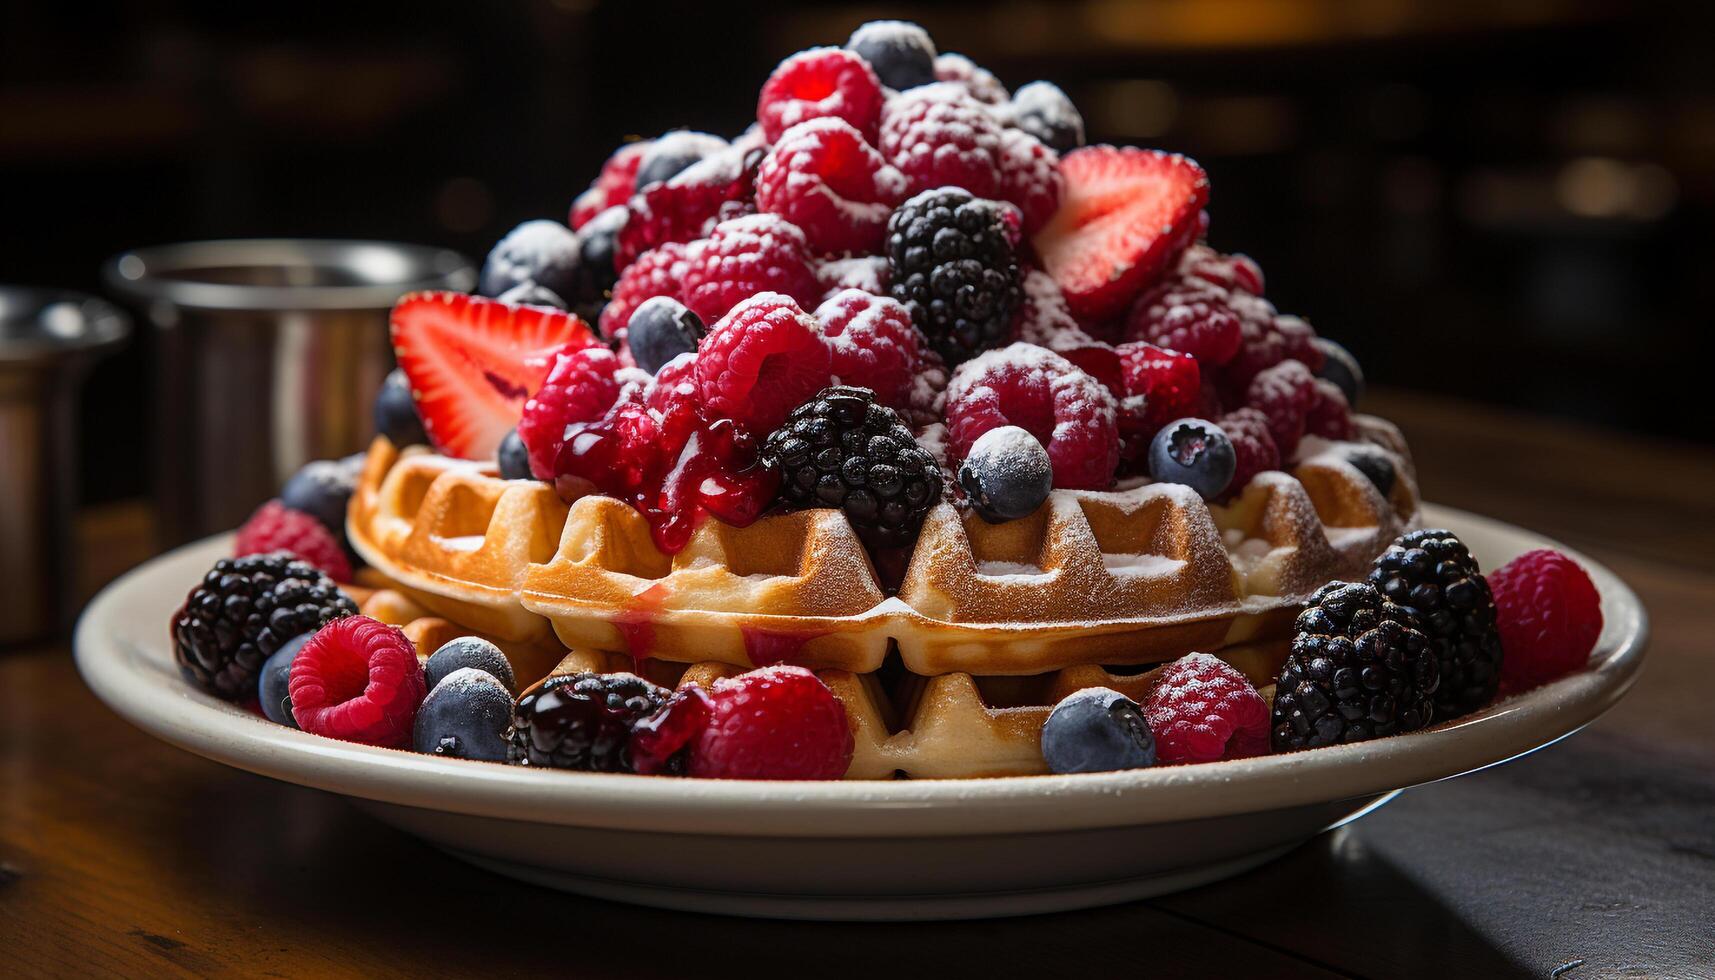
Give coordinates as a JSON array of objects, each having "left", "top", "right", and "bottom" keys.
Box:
[{"left": 347, "top": 418, "right": 1418, "bottom": 778}]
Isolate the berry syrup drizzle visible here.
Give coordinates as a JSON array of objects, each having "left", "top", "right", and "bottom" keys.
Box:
[{"left": 552, "top": 388, "right": 782, "bottom": 555}]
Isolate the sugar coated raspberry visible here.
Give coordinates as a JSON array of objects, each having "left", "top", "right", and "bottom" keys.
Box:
[
  {"left": 815, "top": 289, "right": 923, "bottom": 412},
  {"left": 614, "top": 148, "right": 761, "bottom": 269},
  {"left": 996, "top": 128, "right": 1063, "bottom": 235},
  {"left": 814, "top": 254, "right": 891, "bottom": 300},
  {"left": 1244, "top": 358, "right": 1318, "bottom": 458},
  {"left": 1115, "top": 342, "right": 1202, "bottom": 469},
  {"left": 1222, "top": 296, "right": 1323, "bottom": 396},
  {"left": 680, "top": 213, "right": 822, "bottom": 325},
  {"left": 945, "top": 342, "right": 1119, "bottom": 489},
  {"left": 1123, "top": 278, "right": 1243, "bottom": 366},
  {"left": 289, "top": 616, "right": 426, "bottom": 748},
  {"left": 1144, "top": 652, "right": 1270, "bottom": 764},
  {"left": 695, "top": 293, "right": 833, "bottom": 435},
  {"left": 1175, "top": 243, "right": 1265, "bottom": 296},
  {"left": 234, "top": 500, "right": 352, "bottom": 582},
  {"left": 599, "top": 241, "right": 688, "bottom": 339},
  {"left": 879, "top": 85, "right": 1006, "bottom": 199},
  {"left": 686, "top": 666, "right": 853, "bottom": 779},
  {"left": 757, "top": 47, "right": 885, "bottom": 144},
  {"left": 1215, "top": 407, "right": 1280, "bottom": 502},
  {"left": 1490, "top": 549, "right": 1603, "bottom": 693},
  {"left": 933, "top": 52, "right": 1008, "bottom": 105},
  {"left": 1011, "top": 268, "right": 1085, "bottom": 347},
  {"left": 1304, "top": 378, "right": 1356, "bottom": 441},
  {"left": 570, "top": 139, "right": 648, "bottom": 229},
  {"left": 755, "top": 118, "right": 907, "bottom": 256},
  {"left": 518, "top": 346, "right": 625, "bottom": 480}
]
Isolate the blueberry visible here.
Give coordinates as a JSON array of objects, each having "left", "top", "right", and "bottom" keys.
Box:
[
  {"left": 627, "top": 296, "right": 705, "bottom": 374},
  {"left": 1148, "top": 419, "right": 1236, "bottom": 501},
  {"left": 496, "top": 281, "right": 567, "bottom": 309},
  {"left": 846, "top": 20, "right": 938, "bottom": 90},
  {"left": 280, "top": 458, "right": 359, "bottom": 545},
  {"left": 496, "top": 428, "right": 533, "bottom": 482},
  {"left": 374, "top": 368, "right": 428, "bottom": 447},
  {"left": 634, "top": 131, "right": 727, "bottom": 191},
  {"left": 1041, "top": 687, "right": 1156, "bottom": 774},
  {"left": 1009, "top": 81, "right": 1085, "bottom": 153},
  {"left": 257, "top": 633, "right": 312, "bottom": 728},
  {"left": 574, "top": 206, "right": 627, "bottom": 322},
  {"left": 1345, "top": 446, "right": 1396, "bottom": 497},
  {"left": 1313, "top": 337, "right": 1364, "bottom": 407},
  {"left": 957, "top": 425, "right": 1052, "bottom": 523},
  {"left": 413, "top": 667, "right": 514, "bottom": 761},
  {"left": 425, "top": 635, "right": 516, "bottom": 694},
  {"left": 478, "top": 219, "right": 583, "bottom": 302}
]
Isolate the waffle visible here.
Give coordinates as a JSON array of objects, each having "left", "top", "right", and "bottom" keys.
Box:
[
  {"left": 348, "top": 416, "right": 1418, "bottom": 684},
  {"left": 528, "top": 643, "right": 1286, "bottom": 779}
]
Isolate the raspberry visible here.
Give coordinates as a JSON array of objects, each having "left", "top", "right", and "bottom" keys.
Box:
[
  {"left": 1217, "top": 407, "right": 1280, "bottom": 501},
  {"left": 1305, "top": 378, "right": 1356, "bottom": 441},
  {"left": 686, "top": 666, "right": 853, "bottom": 779},
  {"left": 599, "top": 241, "right": 687, "bottom": 339},
  {"left": 756, "top": 47, "right": 885, "bottom": 144},
  {"left": 1490, "top": 549, "right": 1603, "bottom": 694},
  {"left": 1244, "top": 358, "right": 1318, "bottom": 458},
  {"left": 680, "top": 213, "right": 822, "bottom": 325},
  {"left": 754, "top": 118, "right": 908, "bottom": 256},
  {"left": 1115, "top": 342, "right": 1202, "bottom": 469},
  {"left": 570, "top": 140, "right": 648, "bottom": 230},
  {"left": 289, "top": 616, "right": 426, "bottom": 748},
  {"left": 815, "top": 289, "right": 922, "bottom": 411},
  {"left": 1123, "top": 278, "right": 1243, "bottom": 366},
  {"left": 1175, "top": 243, "right": 1265, "bottom": 296},
  {"left": 614, "top": 148, "right": 761, "bottom": 270},
  {"left": 995, "top": 128, "right": 1063, "bottom": 235},
  {"left": 1144, "top": 652, "right": 1270, "bottom": 764},
  {"left": 643, "top": 351, "right": 699, "bottom": 416},
  {"left": 879, "top": 86, "right": 1006, "bottom": 199},
  {"left": 1011, "top": 268, "right": 1085, "bottom": 347},
  {"left": 933, "top": 52, "right": 1008, "bottom": 105},
  {"left": 814, "top": 254, "right": 891, "bottom": 300},
  {"left": 518, "top": 346, "right": 625, "bottom": 480},
  {"left": 1222, "top": 296, "right": 1324, "bottom": 396},
  {"left": 695, "top": 293, "right": 833, "bottom": 435},
  {"left": 234, "top": 500, "right": 352, "bottom": 582},
  {"left": 945, "top": 342, "right": 1119, "bottom": 490}
]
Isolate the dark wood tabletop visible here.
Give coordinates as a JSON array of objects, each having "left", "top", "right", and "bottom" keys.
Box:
[{"left": 3, "top": 389, "right": 1712, "bottom": 979}]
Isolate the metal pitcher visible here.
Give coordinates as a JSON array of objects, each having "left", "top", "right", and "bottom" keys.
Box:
[{"left": 104, "top": 239, "right": 473, "bottom": 544}]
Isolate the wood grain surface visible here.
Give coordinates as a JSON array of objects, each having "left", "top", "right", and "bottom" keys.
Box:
[{"left": 2, "top": 390, "right": 1712, "bottom": 979}]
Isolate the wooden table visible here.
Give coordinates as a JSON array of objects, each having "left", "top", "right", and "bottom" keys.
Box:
[{"left": 3, "top": 390, "right": 1712, "bottom": 979}]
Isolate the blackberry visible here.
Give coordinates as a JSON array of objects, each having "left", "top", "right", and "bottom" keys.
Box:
[
  {"left": 1368, "top": 529, "right": 1503, "bottom": 719},
  {"left": 763, "top": 385, "right": 943, "bottom": 545},
  {"left": 171, "top": 553, "right": 358, "bottom": 699},
  {"left": 885, "top": 188, "right": 1021, "bottom": 366},
  {"left": 507, "top": 672, "right": 673, "bottom": 773},
  {"left": 1272, "top": 581, "right": 1438, "bottom": 751}
]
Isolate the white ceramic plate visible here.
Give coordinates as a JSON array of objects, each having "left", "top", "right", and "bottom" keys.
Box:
[{"left": 75, "top": 505, "right": 1647, "bottom": 920}]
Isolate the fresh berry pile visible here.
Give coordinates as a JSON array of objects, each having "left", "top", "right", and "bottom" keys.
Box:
[{"left": 364, "top": 18, "right": 1385, "bottom": 557}]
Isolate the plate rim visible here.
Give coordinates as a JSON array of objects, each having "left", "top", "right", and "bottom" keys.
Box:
[{"left": 75, "top": 503, "right": 1648, "bottom": 839}]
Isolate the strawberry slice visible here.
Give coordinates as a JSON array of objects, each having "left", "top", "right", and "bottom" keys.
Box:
[
  {"left": 389, "top": 291, "right": 599, "bottom": 460},
  {"left": 1033, "top": 146, "right": 1209, "bottom": 323}
]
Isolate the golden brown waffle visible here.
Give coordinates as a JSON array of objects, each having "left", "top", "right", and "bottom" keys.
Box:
[
  {"left": 529, "top": 643, "right": 1285, "bottom": 779},
  {"left": 348, "top": 417, "right": 1418, "bottom": 684}
]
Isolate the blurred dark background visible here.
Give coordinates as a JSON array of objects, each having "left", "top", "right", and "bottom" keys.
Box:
[{"left": 4, "top": 0, "right": 1711, "bottom": 508}]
